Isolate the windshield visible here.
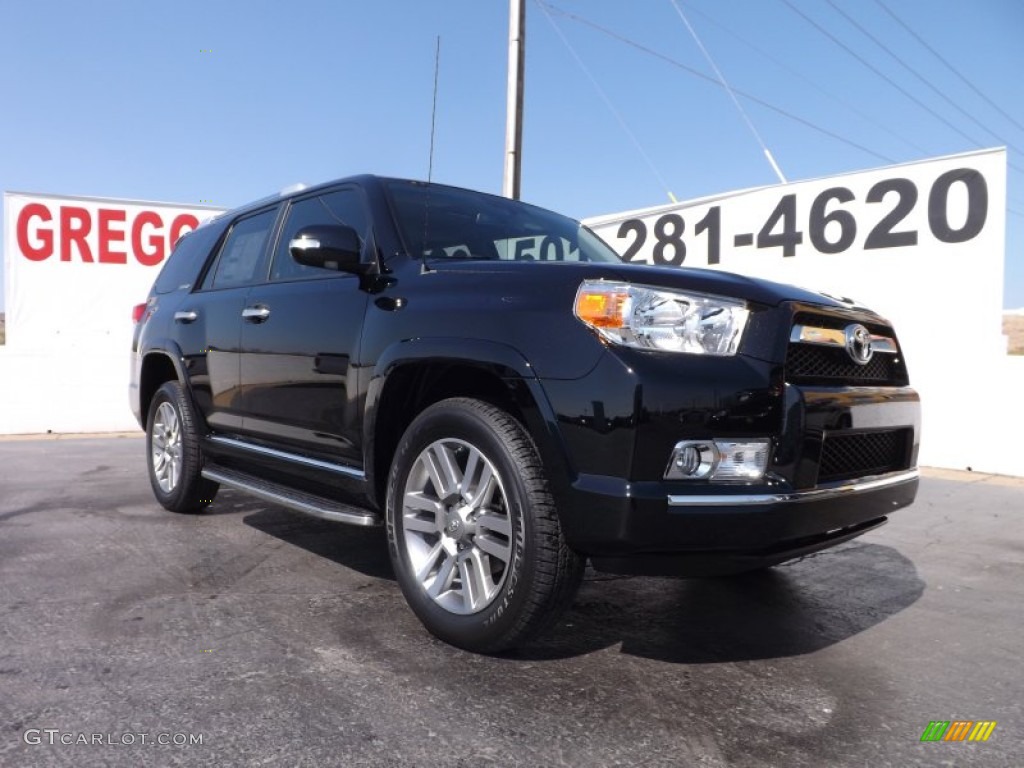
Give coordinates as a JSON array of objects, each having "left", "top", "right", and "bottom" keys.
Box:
[{"left": 385, "top": 181, "right": 622, "bottom": 264}]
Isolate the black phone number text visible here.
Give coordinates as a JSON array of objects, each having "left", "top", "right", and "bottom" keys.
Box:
[{"left": 614, "top": 168, "right": 988, "bottom": 265}]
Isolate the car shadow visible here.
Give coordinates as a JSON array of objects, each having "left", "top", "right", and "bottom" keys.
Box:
[
  {"left": 519, "top": 541, "right": 924, "bottom": 664},
  {"left": 234, "top": 493, "right": 923, "bottom": 665},
  {"left": 240, "top": 500, "right": 394, "bottom": 581}
]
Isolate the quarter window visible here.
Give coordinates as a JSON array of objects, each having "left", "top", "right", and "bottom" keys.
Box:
[{"left": 153, "top": 222, "right": 225, "bottom": 294}]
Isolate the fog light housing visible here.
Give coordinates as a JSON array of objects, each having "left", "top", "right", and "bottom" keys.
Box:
[
  {"left": 665, "top": 439, "right": 770, "bottom": 483},
  {"left": 666, "top": 442, "right": 717, "bottom": 480}
]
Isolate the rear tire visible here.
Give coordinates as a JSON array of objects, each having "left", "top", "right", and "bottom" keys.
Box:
[
  {"left": 386, "top": 397, "right": 584, "bottom": 653},
  {"left": 146, "top": 380, "right": 218, "bottom": 513}
]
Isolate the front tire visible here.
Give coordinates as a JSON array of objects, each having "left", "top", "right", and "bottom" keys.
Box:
[
  {"left": 146, "top": 380, "right": 218, "bottom": 513},
  {"left": 386, "top": 398, "right": 584, "bottom": 653}
]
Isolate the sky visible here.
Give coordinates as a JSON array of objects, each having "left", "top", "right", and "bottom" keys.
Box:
[{"left": 1, "top": 0, "right": 1022, "bottom": 308}]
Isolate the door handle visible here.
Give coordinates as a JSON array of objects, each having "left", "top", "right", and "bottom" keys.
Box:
[
  {"left": 242, "top": 306, "right": 271, "bottom": 322},
  {"left": 174, "top": 310, "right": 198, "bottom": 323}
]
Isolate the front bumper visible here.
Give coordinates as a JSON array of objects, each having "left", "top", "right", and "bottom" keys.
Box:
[{"left": 560, "top": 468, "right": 918, "bottom": 576}]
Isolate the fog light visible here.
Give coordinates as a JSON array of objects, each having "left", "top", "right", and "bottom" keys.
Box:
[
  {"left": 665, "top": 438, "right": 770, "bottom": 482},
  {"left": 665, "top": 442, "right": 717, "bottom": 480}
]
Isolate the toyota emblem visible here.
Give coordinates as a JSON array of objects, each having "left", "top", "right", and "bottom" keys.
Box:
[{"left": 844, "top": 324, "right": 874, "bottom": 365}]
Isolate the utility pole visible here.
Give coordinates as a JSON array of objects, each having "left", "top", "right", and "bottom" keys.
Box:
[{"left": 502, "top": 0, "right": 525, "bottom": 199}]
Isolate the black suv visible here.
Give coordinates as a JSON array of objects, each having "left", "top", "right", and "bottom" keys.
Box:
[{"left": 131, "top": 176, "right": 920, "bottom": 653}]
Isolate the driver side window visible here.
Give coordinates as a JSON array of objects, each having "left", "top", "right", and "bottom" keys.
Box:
[{"left": 271, "top": 189, "right": 369, "bottom": 281}]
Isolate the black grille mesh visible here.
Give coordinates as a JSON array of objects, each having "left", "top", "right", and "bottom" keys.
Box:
[
  {"left": 786, "top": 344, "right": 905, "bottom": 385},
  {"left": 818, "top": 429, "right": 910, "bottom": 484}
]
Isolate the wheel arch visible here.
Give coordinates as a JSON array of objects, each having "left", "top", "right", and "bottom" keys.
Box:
[
  {"left": 364, "top": 338, "right": 574, "bottom": 512},
  {"left": 138, "top": 342, "right": 189, "bottom": 430}
]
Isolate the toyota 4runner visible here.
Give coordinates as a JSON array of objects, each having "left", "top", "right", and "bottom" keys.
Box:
[{"left": 130, "top": 176, "right": 920, "bottom": 653}]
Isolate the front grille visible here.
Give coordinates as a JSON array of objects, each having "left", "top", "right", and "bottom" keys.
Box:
[
  {"left": 786, "top": 344, "right": 905, "bottom": 385},
  {"left": 818, "top": 429, "right": 910, "bottom": 484},
  {"left": 786, "top": 312, "right": 908, "bottom": 386}
]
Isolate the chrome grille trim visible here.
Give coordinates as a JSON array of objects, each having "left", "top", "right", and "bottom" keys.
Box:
[{"left": 790, "top": 324, "right": 898, "bottom": 354}]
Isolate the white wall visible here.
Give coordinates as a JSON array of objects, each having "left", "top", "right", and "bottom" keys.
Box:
[{"left": 0, "top": 347, "right": 139, "bottom": 433}]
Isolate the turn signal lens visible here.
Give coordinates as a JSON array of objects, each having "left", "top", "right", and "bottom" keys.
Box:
[
  {"left": 574, "top": 286, "right": 631, "bottom": 329},
  {"left": 713, "top": 440, "right": 771, "bottom": 482}
]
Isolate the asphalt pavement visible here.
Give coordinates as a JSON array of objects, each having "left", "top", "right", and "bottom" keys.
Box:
[{"left": 1, "top": 436, "right": 1021, "bottom": 767}]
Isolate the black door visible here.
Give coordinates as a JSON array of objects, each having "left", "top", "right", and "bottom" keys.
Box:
[
  {"left": 237, "top": 187, "right": 371, "bottom": 467},
  {"left": 177, "top": 206, "right": 279, "bottom": 433}
]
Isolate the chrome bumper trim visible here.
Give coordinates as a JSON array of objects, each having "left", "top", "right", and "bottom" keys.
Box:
[{"left": 667, "top": 469, "right": 919, "bottom": 508}]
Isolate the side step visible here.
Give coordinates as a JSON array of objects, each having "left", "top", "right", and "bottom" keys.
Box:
[{"left": 201, "top": 465, "right": 381, "bottom": 527}]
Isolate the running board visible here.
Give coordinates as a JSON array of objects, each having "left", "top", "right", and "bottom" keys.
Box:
[{"left": 201, "top": 465, "right": 381, "bottom": 527}]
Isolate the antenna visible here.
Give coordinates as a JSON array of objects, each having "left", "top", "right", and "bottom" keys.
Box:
[
  {"left": 428, "top": 36, "right": 441, "bottom": 183},
  {"left": 420, "top": 36, "right": 442, "bottom": 274}
]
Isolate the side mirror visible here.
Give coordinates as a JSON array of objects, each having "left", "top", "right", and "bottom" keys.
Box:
[{"left": 289, "top": 225, "right": 366, "bottom": 273}]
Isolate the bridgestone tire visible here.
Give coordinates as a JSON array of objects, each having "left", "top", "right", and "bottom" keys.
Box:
[
  {"left": 146, "top": 380, "right": 218, "bottom": 514},
  {"left": 386, "top": 397, "right": 584, "bottom": 653}
]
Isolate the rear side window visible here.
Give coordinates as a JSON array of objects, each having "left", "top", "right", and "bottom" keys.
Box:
[
  {"left": 152, "top": 223, "right": 223, "bottom": 294},
  {"left": 208, "top": 208, "right": 278, "bottom": 289}
]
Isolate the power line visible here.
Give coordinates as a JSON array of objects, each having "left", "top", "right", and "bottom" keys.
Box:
[
  {"left": 873, "top": 0, "right": 1024, "bottom": 137},
  {"left": 668, "top": 0, "right": 786, "bottom": 183},
  {"left": 540, "top": 3, "right": 1024, "bottom": 214},
  {"left": 824, "top": 0, "right": 1024, "bottom": 173},
  {"left": 541, "top": 2, "right": 896, "bottom": 164},
  {"left": 778, "top": 0, "right": 987, "bottom": 151},
  {"left": 678, "top": 0, "right": 932, "bottom": 157},
  {"left": 534, "top": 0, "right": 678, "bottom": 201}
]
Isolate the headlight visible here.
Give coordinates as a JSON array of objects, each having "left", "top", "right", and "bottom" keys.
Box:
[{"left": 574, "top": 280, "right": 750, "bottom": 355}]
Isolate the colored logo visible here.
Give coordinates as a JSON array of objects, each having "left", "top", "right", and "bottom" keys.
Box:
[{"left": 920, "top": 720, "right": 997, "bottom": 742}]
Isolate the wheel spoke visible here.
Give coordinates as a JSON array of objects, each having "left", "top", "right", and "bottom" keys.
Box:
[
  {"left": 460, "top": 449, "right": 480, "bottom": 499},
  {"left": 404, "top": 490, "right": 443, "bottom": 516},
  {"left": 464, "top": 460, "right": 494, "bottom": 510},
  {"left": 459, "top": 550, "right": 496, "bottom": 612},
  {"left": 423, "top": 446, "right": 454, "bottom": 500},
  {"left": 433, "top": 443, "right": 463, "bottom": 499},
  {"left": 475, "top": 512, "right": 512, "bottom": 538},
  {"left": 403, "top": 513, "right": 440, "bottom": 535},
  {"left": 426, "top": 553, "right": 457, "bottom": 598},
  {"left": 169, "top": 455, "right": 180, "bottom": 490},
  {"left": 474, "top": 533, "right": 512, "bottom": 564},
  {"left": 415, "top": 540, "right": 446, "bottom": 583}
]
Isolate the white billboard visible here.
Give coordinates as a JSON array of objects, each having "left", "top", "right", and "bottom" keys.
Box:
[
  {"left": 587, "top": 148, "right": 1005, "bottom": 364},
  {"left": 587, "top": 148, "right": 1012, "bottom": 473},
  {"left": 1, "top": 192, "right": 225, "bottom": 435},
  {"left": 3, "top": 192, "right": 225, "bottom": 350}
]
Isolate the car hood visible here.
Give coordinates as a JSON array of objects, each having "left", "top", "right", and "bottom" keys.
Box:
[{"left": 427, "top": 260, "right": 864, "bottom": 312}]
